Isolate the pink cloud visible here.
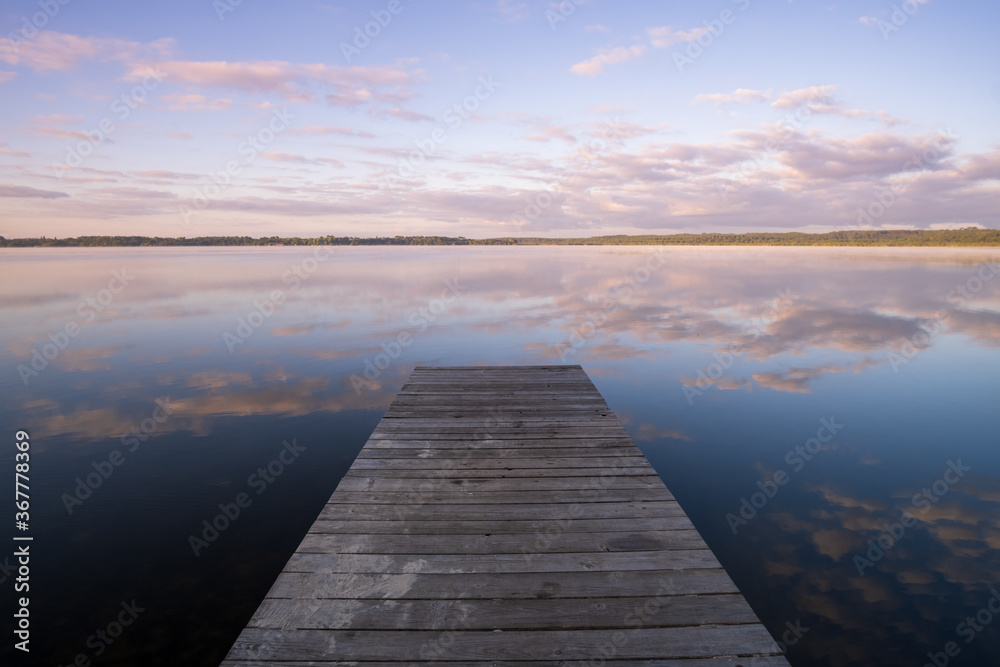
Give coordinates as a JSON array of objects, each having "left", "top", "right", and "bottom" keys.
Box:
[
  {"left": 0, "top": 143, "right": 30, "bottom": 157},
  {"left": 123, "top": 59, "right": 417, "bottom": 106},
  {"left": 22, "top": 115, "right": 92, "bottom": 141},
  {"left": 771, "top": 85, "right": 838, "bottom": 110},
  {"left": 570, "top": 45, "right": 645, "bottom": 76},
  {"left": 161, "top": 93, "right": 232, "bottom": 111},
  {"left": 0, "top": 31, "right": 174, "bottom": 71},
  {"left": 288, "top": 125, "right": 376, "bottom": 138},
  {"left": 773, "top": 130, "right": 957, "bottom": 180},
  {"left": 523, "top": 123, "right": 576, "bottom": 144},
  {"left": 959, "top": 149, "right": 1000, "bottom": 181},
  {"left": 0, "top": 183, "right": 68, "bottom": 198}
]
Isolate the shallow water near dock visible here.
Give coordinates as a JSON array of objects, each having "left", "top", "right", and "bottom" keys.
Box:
[{"left": 1, "top": 246, "right": 999, "bottom": 666}]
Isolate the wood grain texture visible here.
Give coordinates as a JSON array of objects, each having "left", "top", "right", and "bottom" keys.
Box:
[{"left": 221, "top": 366, "right": 789, "bottom": 666}]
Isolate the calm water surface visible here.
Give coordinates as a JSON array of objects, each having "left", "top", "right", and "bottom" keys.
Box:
[{"left": 1, "top": 246, "right": 998, "bottom": 666}]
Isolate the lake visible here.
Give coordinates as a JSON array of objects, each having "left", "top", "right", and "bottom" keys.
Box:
[{"left": 2, "top": 246, "right": 999, "bottom": 666}]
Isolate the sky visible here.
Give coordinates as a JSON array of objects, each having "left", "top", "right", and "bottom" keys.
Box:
[{"left": 0, "top": 0, "right": 998, "bottom": 238}]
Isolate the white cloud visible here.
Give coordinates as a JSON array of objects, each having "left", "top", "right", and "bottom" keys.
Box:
[
  {"left": 366, "top": 107, "right": 435, "bottom": 123},
  {"left": 647, "top": 26, "right": 712, "bottom": 49},
  {"left": 694, "top": 88, "right": 773, "bottom": 105}
]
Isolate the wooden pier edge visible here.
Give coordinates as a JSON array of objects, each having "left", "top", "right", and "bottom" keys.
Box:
[{"left": 221, "top": 365, "right": 790, "bottom": 666}]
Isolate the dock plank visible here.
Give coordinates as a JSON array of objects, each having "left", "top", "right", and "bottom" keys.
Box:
[{"left": 221, "top": 366, "right": 789, "bottom": 665}]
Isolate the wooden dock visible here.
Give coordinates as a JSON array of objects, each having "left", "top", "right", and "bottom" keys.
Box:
[{"left": 222, "top": 365, "right": 790, "bottom": 665}]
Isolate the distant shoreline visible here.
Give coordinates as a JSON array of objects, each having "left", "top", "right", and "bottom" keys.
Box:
[{"left": 1, "top": 229, "right": 999, "bottom": 247}]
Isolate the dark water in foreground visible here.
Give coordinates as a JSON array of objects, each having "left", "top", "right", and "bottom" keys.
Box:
[{"left": 1, "top": 246, "right": 998, "bottom": 666}]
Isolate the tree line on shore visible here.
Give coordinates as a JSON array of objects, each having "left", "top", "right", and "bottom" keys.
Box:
[{"left": 1, "top": 228, "right": 998, "bottom": 247}]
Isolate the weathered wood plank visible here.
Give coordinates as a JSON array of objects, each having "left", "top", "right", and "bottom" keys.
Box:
[
  {"left": 332, "top": 474, "right": 669, "bottom": 493},
  {"left": 320, "top": 500, "right": 685, "bottom": 519},
  {"left": 339, "top": 466, "right": 658, "bottom": 479},
  {"left": 325, "top": 489, "right": 676, "bottom": 506},
  {"left": 295, "top": 529, "right": 710, "bottom": 555},
  {"left": 222, "top": 660, "right": 791, "bottom": 667},
  {"left": 282, "top": 550, "right": 724, "bottom": 575},
  {"left": 388, "top": 400, "right": 612, "bottom": 409},
  {"left": 224, "top": 626, "right": 784, "bottom": 661},
  {"left": 308, "top": 515, "right": 696, "bottom": 535},
  {"left": 247, "top": 594, "right": 762, "bottom": 630},
  {"left": 355, "top": 445, "right": 643, "bottom": 459},
  {"left": 368, "top": 427, "right": 629, "bottom": 439},
  {"left": 264, "top": 568, "right": 739, "bottom": 600},
  {"left": 349, "top": 455, "right": 651, "bottom": 470},
  {"left": 364, "top": 436, "right": 635, "bottom": 448},
  {"left": 380, "top": 415, "right": 621, "bottom": 425}
]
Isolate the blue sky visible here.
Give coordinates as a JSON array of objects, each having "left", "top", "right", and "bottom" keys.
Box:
[{"left": 1, "top": 0, "right": 998, "bottom": 237}]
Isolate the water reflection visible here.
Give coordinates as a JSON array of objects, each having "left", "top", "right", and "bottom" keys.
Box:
[{"left": 1, "top": 246, "right": 998, "bottom": 666}]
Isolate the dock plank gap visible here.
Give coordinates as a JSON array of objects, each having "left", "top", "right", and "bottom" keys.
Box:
[{"left": 222, "top": 365, "right": 791, "bottom": 666}]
